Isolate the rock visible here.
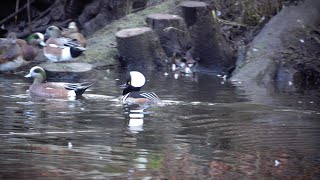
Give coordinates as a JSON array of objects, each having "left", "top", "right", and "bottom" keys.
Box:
[
  {"left": 231, "top": 0, "right": 320, "bottom": 86},
  {"left": 39, "top": 62, "right": 94, "bottom": 81}
]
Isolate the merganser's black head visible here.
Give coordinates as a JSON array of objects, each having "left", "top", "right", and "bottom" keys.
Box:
[{"left": 122, "top": 71, "right": 146, "bottom": 95}]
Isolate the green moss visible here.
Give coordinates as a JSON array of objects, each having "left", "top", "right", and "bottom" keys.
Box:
[
  {"left": 79, "top": 0, "right": 175, "bottom": 64},
  {"left": 147, "top": 153, "right": 164, "bottom": 170}
]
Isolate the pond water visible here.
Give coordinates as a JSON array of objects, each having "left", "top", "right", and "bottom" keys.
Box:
[{"left": 0, "top": 67, "right": 319, "bottom": 179}]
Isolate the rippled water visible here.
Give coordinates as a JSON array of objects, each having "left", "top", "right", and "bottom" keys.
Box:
[{"left": 0, "top": 68, "right": 319, "bottom": 179}]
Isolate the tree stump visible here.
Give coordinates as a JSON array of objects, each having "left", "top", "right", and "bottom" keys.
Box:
[
  {"left": 116, "top": 27, "right": 167, "bottom": 70},
  {"left": 145, "top": 13, "right": 191, "bottom": 57},
  {"left": 180, "top": 1, "right": 235, "bottom": 72},
  {"left": 39, "top": 62, "right": 94, "bottom": 82}
]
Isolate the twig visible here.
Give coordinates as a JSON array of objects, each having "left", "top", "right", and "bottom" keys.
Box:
[
  {"left": 0, "top": 0, "right": 35, "bottom": 25},
  {"left": 15, "top": 0, "right": 20, "bottom": 23},
  {"left": 216, "top": 18, "right": 253, "bottom": 28},
  {"left": 27, "top": 0, "right": 31, "bottom": 32},
  {"left": 312, "top": 36, "right": 320, "bottom": 45},
  {"left": 33, "top": 0, "right": 60, "bottom": 22},
  {"left": 163, "top": 27, "right": 186, "bottom": 33}
]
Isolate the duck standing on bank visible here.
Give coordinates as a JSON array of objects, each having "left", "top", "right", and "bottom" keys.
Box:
[
  {"left": 25, "top": 66, "right": 92, "bottom": 99},
  {"left": 17, "top": 32, "right": 44, "bottom": 61},
  {"left": 43, "top": 25, "right": 86, "bottom": 62},
  {"left": 0, "top": 32, "right": 42, "bottom": 72},
  {"left": 61, "top": 22, "right": 86, "bottom": 48},
  {"left": 121, "top": 71, "right": 161, "bottom": 106}
]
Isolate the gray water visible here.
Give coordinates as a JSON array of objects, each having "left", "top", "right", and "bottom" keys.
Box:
[{"left": 0, "top": 68, "right": 319, "bottom": 179}]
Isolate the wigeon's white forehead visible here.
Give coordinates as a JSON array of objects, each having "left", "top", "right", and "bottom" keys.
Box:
[
  {"left": 35, "top": 32, "right": 44, "bottom": 41},
  {"left": 130, "top": 71, "right": 146, "bottom": 87}
]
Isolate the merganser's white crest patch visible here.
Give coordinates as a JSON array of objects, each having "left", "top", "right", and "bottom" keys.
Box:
[{"left": 130, "top": 71, "right": 145, "bottom": 87}]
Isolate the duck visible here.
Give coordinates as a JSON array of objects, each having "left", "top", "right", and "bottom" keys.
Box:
[
  {"left": 43, "top": 25, "right": 86, "bottom": 62},
  {"left": 25, "top": 66, "right": 92, "bottom": 98},
  {"left": 61, "top": 22, "right": 86, "bottom": 47},
  {"left": 121, "top": 71, "right": 160, "bottom": 105},
  {"left": 171, "top": 50, "right": 197, "bottom": 74},
  {"left": 0, "top": 32, "right": 26, "bottom": 72},
  {"left": 17, "top": 32, "right": 44, "bottom": 61}
]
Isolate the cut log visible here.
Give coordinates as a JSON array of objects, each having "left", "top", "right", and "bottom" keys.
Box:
[
  {"left": 145, "top": 13, "right": 191, "bottom": 57},
  {"left": 39, "top": 62, "right": 94, "bottom": 81},
  {"left": 179, "top": 1, "right": 235, "bottom": 72},
  {"left": 116, "top": 27, "right": 167, "bottom": 70}
]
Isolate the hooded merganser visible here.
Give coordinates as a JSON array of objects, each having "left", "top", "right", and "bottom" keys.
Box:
[
  {"left": 25, "top": 66, "right": 92, "bottom": 98},
  {"left": 121, "top": 71, "right": 160, "bottom": 105}
]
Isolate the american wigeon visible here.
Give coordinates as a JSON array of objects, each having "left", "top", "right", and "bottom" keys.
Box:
[
  {"left": 121, "top": 71, "right": 160, "bottom": 105},
  {"left": 43, "top": 25, "right": 86, "bottom": 62},
  {"left": 16, "top": 32, "right": 44, "bottom": 61},
  {"left": 61, "top": 22, "right": 86, "bottom": 47},
  {"left": 25, "top": 66, "right": 92, "bottom": 98},
  {"left": 0, "top": 32, "right": 26, "bottom": 72}
]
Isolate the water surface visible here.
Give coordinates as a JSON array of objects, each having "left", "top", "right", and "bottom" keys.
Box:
[{"left": 0, "top": 68, "right": 319, "bottom": 179}]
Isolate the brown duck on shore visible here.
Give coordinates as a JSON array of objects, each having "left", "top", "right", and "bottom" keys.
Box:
[{"left": 61, "top": 22, "right": 86, "bottom": 47}]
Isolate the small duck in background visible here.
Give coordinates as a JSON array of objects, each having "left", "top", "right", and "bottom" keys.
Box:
[
  {"left": 0, "top": 24, "right": 8, "bottom": 38},
  {"left": 121, "top": 71, "right": 161, "bottom": 106},
  {"left": 0, "top": 32, "right": 26, "bottom": 72},
  {"left": 25, "top": 66, "right": 92, "bottom": 99},
  {"left": 43, "top": 25, "right": 86, "bottom": 62},
  {"left": 61, "top": 22, "right": 86, "bottom": 47},
  {"left": 171, "top": 50, "right": 197, "bottom": 74},
  {"left": 17, "top": 32, "right": 44, "bottom": 61},
  {"left": 0, "top": 32, "right": 45, "bottom": 72}
]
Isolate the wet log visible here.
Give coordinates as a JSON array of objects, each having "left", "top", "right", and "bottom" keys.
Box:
[
  {"left": 116, "top": 27, "right": 167, "bottom": 70},
  {"left": 179, "top": 1, "right": 235, "bottom": 72},
  {"left": 39, "top": 62, "right": 94, "bottom": 82},
  {"left": 145, "top": 13, "right": 191, "bottom": 57}
]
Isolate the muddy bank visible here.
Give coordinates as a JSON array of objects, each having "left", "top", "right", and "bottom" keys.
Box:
[{"left": 231, "top": 0, "right": 320, "bottom": 93}]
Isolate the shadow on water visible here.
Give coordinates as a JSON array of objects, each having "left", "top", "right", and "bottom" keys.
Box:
[{"left": 0, "top": 67, "right": 319, "bottom": 179}]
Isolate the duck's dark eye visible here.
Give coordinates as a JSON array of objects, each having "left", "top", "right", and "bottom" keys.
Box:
[
  {"left": 34, "top": 68, "right": 41, "bottom": 73},
  {"left": 126, "top": 73, "right": 131, "bottom": 85}
]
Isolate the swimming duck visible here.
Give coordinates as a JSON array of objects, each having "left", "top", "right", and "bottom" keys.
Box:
[
  {"left": 25, "top": 66, "right": 92, "bottom": 98},
  {"left": 0, "top": 32, "right": 26, "bottom": 72},
  {"left": 171, "top": 51, "right": 197, "bottom": 74},
  {"left": 43, "top": 25, "right": 86, "bottom": 62},
  {"left": 121, "top": 71, "right": 160, "bottom": 105},
  {"left": 61, "top": 22, "right": 86, "bottom": 47}
]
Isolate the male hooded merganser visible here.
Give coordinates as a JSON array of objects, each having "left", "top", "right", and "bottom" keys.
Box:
[
  {"left": 43, "top": 25, "right": 86, "bottom": 62},
  {"left": 25, "top": 66, "right": 92, "bottom": 98},
  {"left": 121, "top": 71, "right": 160, "bottom": 105}
]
